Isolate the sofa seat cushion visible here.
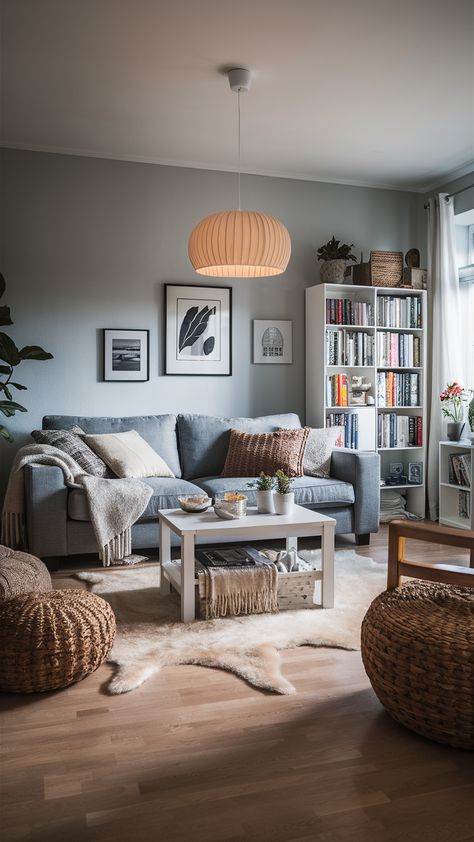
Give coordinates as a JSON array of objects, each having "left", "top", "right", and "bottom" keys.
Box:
[
  {"left": 68, "top": 477, "right": 203, "bottom": 522},
  {"left": 194, "top": 476, "right": 355, "bottom": 509}
]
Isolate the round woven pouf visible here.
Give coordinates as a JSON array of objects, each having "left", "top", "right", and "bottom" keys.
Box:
[
  {"left": 0, "top": 544, "right": 52, "bottom": 600},
  {"left": 0, "top": 589, "right": 116, "bottom": 693},
  {"left": 361, "top": 580, "right": 474, "bottom": 749}
]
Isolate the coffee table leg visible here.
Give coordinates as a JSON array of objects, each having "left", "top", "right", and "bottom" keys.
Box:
[
  {"left": 159, "top": 521, "right": 171, "bottom": 594},
  {"left": 285, "top": 536, "right": 297, "bottom": 553},
  {"left": 321, "top": 523, "right": 335, "bottom": 608},
  {"left": 181, "top": 533, "right": 195, "bottom": 623}
]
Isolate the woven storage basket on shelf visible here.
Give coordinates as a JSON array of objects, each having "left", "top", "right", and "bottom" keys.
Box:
[
  {"left": 0, "top": 545, "right": 52, "bottom": 600},
  {"left": 277, "top": 569, "right": 321, "bottom": 609},
  {"left": 369, "top": 250, "right": 403, "bottom": 287},
  {"left": 0, "top": 589, "right": 116, "bottom": 693},
  {"left": 361, "top": 580, "right": 474, "bottom": 750}
]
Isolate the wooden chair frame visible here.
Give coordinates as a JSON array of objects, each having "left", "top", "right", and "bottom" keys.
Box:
[{"left": 387, "top": 520, "right": 474, "bottom": 590}]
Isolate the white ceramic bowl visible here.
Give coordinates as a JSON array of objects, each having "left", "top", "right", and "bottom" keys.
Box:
[{"left": 178, "top": 495, "right": 212, "bottom": 513}]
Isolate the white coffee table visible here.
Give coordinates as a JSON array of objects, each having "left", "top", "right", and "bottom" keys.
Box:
[{"left": 158, "top": 505, "right": 336, "bottom": 622}]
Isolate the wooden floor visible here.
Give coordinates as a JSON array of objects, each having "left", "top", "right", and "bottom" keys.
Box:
[{"left": 1, "top": 527, "right": 474, "bottom": 842}]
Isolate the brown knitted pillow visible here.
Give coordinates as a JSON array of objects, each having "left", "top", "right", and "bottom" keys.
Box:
[{"left": 221, "top": 427, "right": 310, "bottom": 478}]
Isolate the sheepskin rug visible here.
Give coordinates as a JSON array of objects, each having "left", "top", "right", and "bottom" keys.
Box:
[{"left": 78, "top": 549, "right": 386, "bottom": 696}]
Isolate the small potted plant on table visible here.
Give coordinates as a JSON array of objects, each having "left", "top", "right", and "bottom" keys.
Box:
[
  {"left": 316, "top": 235, "right": 357, "bottom": 284},
  {"left": 274, "top": 470, "right": 295, "bottom": 516},
  {"left": 247, "top": 472, "right": 275, "bottom": 513}
]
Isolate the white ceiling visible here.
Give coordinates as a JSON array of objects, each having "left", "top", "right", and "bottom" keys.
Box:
[{"left": 1, "top": 0, "right": 473, "bottom": 191}]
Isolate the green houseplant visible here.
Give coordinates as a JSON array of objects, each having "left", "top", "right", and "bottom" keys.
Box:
[
  {"left": 274, "top": 469, "right": 295, "bottom": 516},
  {"left": 317, "top": 235, "right": 357, "bottom": 284},
  {"left": 247, "top": 472, "right": 275, "bottom": 514},
  {"left": 0, "top": 274, "right": 53, "bottom": 442}
]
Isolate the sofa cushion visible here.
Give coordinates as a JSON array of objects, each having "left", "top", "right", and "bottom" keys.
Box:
[
  {"left": 178, "top": 413, "right": 302, "bottom": 479},
  {"left": 68, "top": 477, "right": 202, "bottom": 522},
  {"left": 43, "top": 414, "right": 182, "bottom": 478},
  {"left": 31, "top": 427, "right": 112, "bottom": 477},
  {"left": 222, "top": 427, "right": 309, "bottom": 478},
  {"left": 82, "top": 431, "right": 175, "bottom": 478},
  {"left": 194, "top": 476, "right": 355, "bottom": 509}
]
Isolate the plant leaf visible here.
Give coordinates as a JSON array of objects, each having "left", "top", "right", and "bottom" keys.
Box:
[
  {"left": 203, "top": 336, "right": 215, "bottom": 355},
  {"left": 0, "top": 400, "right": 27, "bottom": 416},
  {"left": 0, "top": 305, "right": 12, "bottom": 326},
  {"left": 178, "top": 306, "right": 199, "bottom": 351},
  {"left": 0, "top": 364, "right": 10, "bottom": 374},
  {"left": 179, "top": 306, "right": 216, "bottom": 352},
  {"left": 0, "top": 273, "right": 5, "bottom": 298},
  {"left": 0, "top": 333, "right": 21, "bottom": 366},
  {"left": 10, "top": 382, "right": 27, "bottom": 390},
  {"left": 0, "top": 383, "right": 12, "bottom": 400},
  {"left": 0, "top": 424, "right": 13, "bottom": 442},
  {"left": 19, "top": 345, "right": 53, "bottom": 361}
]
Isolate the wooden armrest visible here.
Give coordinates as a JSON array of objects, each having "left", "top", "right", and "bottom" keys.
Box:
[{"left": 387, "top": 520, "right": 474, "bottom": 589}]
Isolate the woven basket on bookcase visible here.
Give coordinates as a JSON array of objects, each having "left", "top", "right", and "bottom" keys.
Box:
[
  {"left": 0, "top": 589, "right": 116, "bottom": 693},
  {"left": 369, "top": 250, "right": 403, "bottom": 287},
  {"left": 361, "top": 580, "right": 474, "bottom": 749}
]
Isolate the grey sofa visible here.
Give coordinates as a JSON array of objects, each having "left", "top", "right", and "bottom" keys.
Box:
[{"left": 24, "top": 412, "right": 380, "bottom": 560}]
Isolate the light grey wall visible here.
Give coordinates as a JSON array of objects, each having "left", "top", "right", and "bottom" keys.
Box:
[{"left": 0, "top": 148, "right": 422, "bottom": 496}]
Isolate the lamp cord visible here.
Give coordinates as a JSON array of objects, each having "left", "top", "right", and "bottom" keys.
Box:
[{"left": 237, "top": 90, "right": 241, "bottom": 211}]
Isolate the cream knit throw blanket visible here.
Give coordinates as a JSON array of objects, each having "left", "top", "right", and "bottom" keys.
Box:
[
  {"left": 198, "top": 560, "right": 278, "bottom": 619},
  {"left": 1, "top": 444, "right": 153, "bottom": 565}
]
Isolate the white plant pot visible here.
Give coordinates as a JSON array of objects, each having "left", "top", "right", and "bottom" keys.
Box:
[
  {"left": 274, "top": 492, "right": 295, "bottom": 516},
  {"left": 256, "top": 489, "right": 275, "bottom": 514},
  {"left": 320, "top": 259, "right": 346, "bottom": 284}
]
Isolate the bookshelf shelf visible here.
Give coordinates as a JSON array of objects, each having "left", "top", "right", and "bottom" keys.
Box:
[
  {"left": 439, "top": 441, "right": 473, "bottom": 530},
  {"left": 306, "top": 283, "right": 427, "bottom": 518}
]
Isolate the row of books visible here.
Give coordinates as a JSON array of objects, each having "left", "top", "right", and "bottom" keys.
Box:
[
  {"left": 326, "top": 412, "right": 359, "bottom": 449},
  {"left": 377, "top": 332, "right": 421, "bottom": 368},
  {"left": 458, "top": 491, "right": 471, "bottom": 520},
  {"left": 377, "top": 413, "right": 422, "bottom": 448},
  {"left": 326, "top": 329, "right": 375, "bottom": 366},
  {"left": 448, "top": 453, "right": 471, "bottom": 487},
  {"left": 377, "top": 372, "right": 420, "bottom": 407},
  {"left": 377, "top": 295, "right": 422, "bottom": 329},
  {"left": 326, "top": 373, "right": 348, "bottom": 407},
  {"left": 326, "top": 298, "right": 374, "bottom": 326}
]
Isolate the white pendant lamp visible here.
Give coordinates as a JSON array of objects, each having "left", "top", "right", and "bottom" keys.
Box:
[{"left": 188, "top": 68, "right": 291, "bottom": 278}]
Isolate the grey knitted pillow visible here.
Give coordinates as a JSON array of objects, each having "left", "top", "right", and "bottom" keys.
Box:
[{"left": 31, "top": 426, "right": 113, "bottom": 477}]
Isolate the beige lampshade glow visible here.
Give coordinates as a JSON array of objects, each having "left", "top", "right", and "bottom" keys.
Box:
[{"left": 188, "top": 210, "right": 291, "bottom": 278}]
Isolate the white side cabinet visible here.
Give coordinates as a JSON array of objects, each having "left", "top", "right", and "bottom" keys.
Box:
[{"left": 439, "top": 440, "right": 473, "bottom": 530}]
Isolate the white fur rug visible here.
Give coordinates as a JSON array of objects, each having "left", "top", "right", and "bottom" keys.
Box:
[{"left": 78, "top": 549, "right": 386, "bottom": 696}]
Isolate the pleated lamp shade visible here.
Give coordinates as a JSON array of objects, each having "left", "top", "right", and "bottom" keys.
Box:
[{"left": 188, "top": 210, "right": 291, "bottom": 278}]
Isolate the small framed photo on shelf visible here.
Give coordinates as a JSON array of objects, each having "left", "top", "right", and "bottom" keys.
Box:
[
  {"left": 389, "top": 462, "right": 404, "bottom": 477},
  {"left": 103, "top": 329, "right": 149, "bottom": 381},
  {"left": 408, "top": 462, "right": 423, "bottom": 485},
  {"left": 253, "top": 320, "right": 293, "bottom": 364},
  {"left": 165, "top": 284, "right": 232, "bottom": 376}
]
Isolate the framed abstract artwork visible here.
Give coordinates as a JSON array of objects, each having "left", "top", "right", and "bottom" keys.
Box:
[
  {"left": 165, "top": 284, "right": 232, "bottom": 376},
  {"left": 253, "top": 320, "right": 293, "bottom": 364},
  {"left": 103, "top": 328, "right": 149, "bottom": 381}
]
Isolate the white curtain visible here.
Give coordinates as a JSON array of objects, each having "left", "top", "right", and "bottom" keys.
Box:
[{"left": 426, "top": 194, "right": 466, "bottom": 519}]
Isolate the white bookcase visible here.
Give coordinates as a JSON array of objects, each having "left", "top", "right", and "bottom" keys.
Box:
[
  {"left": 439, "top": 440, "right": 473, "bottom": 530},
  {"left": 305, "top": 283, "right": 427, "bottom": 517}
]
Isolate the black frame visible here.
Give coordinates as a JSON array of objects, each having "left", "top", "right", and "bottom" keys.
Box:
[
  {"left": 103, "top": 328, "right": 150, "bottom": 382},
  {"left": 164, "top": 283, "right": 232, "bottom": 376}
]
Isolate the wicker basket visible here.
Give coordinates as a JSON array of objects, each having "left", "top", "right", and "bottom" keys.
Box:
[
  {"left": 0, "top": 589, "right": 116, "bottom": 693},
  {"left": 353, "top": 251, "right": 403, "bottom": 287},
  {"left": 361, "top": 580, "right": 474, "bottom": 749},
  {"left": 0, "top": 545, "right": 52, "bottom": 600},
  {"left": 277, "top": 569, "right": 321, "bottom": 610}
]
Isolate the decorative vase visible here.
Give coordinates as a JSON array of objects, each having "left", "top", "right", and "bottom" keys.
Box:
[
  {"left": 320, "top": 259, "right": 346, "bottom": 284},
  {"left": 256, "top": 489, "right": 275, "bottom": 514},
  {"left": 274, "top": 492, "right": 295, "bottom": 516},
  {"left": 446, "top": 421, "right": 465, "bottom": 441}
]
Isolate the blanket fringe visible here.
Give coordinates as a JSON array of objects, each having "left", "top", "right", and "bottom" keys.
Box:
[
  {"left": 100, "top": 529, "right": 132, "bottom": 566},
  {"left": 1, "top": 511, "right": 24, "bottom": 549},
  {"left": 203, "top": 587, "right": 278, "bottom": 620}
]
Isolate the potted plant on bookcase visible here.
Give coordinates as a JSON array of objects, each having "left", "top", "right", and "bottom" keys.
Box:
[
  {"left": 440, "top": 382, "right": 467, "bottom": 441},
  {"left": 247, "top": 473, "right": 275, "bottom": 514},
  {"left": 273, "top": 470, "right": 295, "bottom": 516},
  {"left": 316, "top": 236, "right": 358, "bottom": 284}
]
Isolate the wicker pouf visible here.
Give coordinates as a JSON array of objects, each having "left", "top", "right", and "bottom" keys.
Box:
[
  {"left": 0, "top": 545, "right": 52, "bottom": 600},
  {"left": 361, "top": 580, "right": 474, "bottom": 749},
  {"left": 0, "top": 589, "right": 116, "bottom": 693}
]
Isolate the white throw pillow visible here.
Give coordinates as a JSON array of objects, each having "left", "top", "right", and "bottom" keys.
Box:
[
  {"left": 303, "top": 427, "right": 344, "bottom": 478},
  {"left": 82, "top": 430, "right": 174, "bottom": 479}
]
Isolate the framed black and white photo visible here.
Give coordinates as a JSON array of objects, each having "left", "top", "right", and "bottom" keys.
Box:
[
  {"left": 103, "top": 329, "right": 149, "bottom": 381},
  {"left": 408, "top": 462, "right": 423, "bottom": 485},
  {"left": 253, "top": 320, "right": 292, "bottom": 364},
  {"left": 165, "top": 284, "right": 232, "bottom": 376}
]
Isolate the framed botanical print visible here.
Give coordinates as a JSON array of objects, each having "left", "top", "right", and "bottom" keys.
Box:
[
  {"left": 103, "top": 328, "right": 149, "bottom": 381},
  {"left": 253, "top": 320, "right": 293, "bottom": 364},
  {"left": 165, "top": 284, "right": 232, "bottom": 376}
]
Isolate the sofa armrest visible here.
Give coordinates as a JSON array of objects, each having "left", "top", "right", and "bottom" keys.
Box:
[
  {"left": 330, "top": 449, "right": 380, "bottom": 536},
  {"left": 24, "top": 464, "right": 68, "bottom": 557}
]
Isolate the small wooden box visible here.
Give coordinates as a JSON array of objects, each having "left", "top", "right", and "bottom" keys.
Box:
[
  {"left": 402, "top": 267, "right": 427, "bottom": 289},
  {"left": 277, "top": 569, "right": 321, "bottom": 610}
]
